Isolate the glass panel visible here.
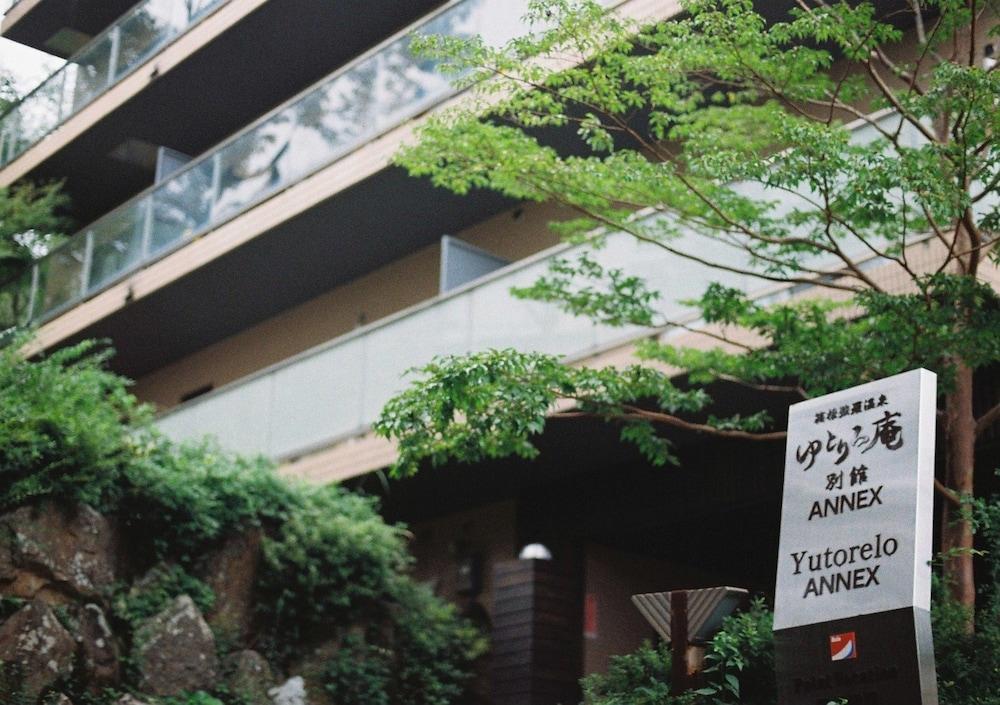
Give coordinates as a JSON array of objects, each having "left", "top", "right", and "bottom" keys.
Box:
[
  {"left": 213, "top": 109, "right": 296, "bottom": 221},
  {"left": 11, "top": 78, "right": 62, "bottom": 150},
  {"left": 0, "top": 267, "right": 34, "bottom": 329},
  {"left": 0, "top": 0, "right": 536, "bottom": 330},
  {"left": 188, "top": 0, "right": 221, "bottom": 19},
  {"left": 149, "top": 158, "right": 215, "bottom": 253},
  {"left": 68, "top": 33, "right": 115, "bottom": 113},
  {"left": 0, "top": 0, "right": 229, "bottom": 167},
  {"left": 116, "top": 0, "right": 186, "bottom": 78},
  {"left": 37, "top": 240, "right": 87, "bottom": 316},
  {"left": 88, "top": 201, "right": 148, "bottom": 290}
]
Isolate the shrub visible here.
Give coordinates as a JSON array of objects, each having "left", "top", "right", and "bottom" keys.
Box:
[
  {"left": 0, "top": 339, "right": 144, "bottom": 511},
  {"left": 580, "top": 640, "right": 673, "bottom": 705},
  {"left": 256, "top": 485, "right": 411, "bottom": 654},
  {"left": 321, "top": 581, "right": 488, "bottom": 705},
  {"left": 0, "top": 341, "right": 484, "bottom": 704},
  {"left": 112, "top": 563, "right": 215, "bottom": 626},
  {"left": 582, "top": 600, "right": 773, "bottom": 705}
]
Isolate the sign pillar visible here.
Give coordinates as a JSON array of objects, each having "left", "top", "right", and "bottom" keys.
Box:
[{"left": 774, "top": 369, "right": 938, "bottom": 705}]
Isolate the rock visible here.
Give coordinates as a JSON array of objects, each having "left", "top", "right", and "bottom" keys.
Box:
[
  {"left": 269, "top": 676, "right": 308, "bottom": 705},
  {"left": 199, "top": 529, "right": 263, "bottom": 642},
  {"left": 77, "top": 603, "right": 120, "bottom": 688},
  {"left": 223, "top": 649, "right": 274, "bottom": 705},
  {"left": 0, "top": 502, "right": 118, "bottom": 601},
  {"left": 49, "top": 696, "right": 74, "bottom": 705},
  {"left": 0, "top": 599, "right": 75, "bottom": 699},
  {"left": 116, "top": 696, "right": 153, "bottom": 705},
  {"left": 134, "top": 595, "right": 219, "bottom": 696}
]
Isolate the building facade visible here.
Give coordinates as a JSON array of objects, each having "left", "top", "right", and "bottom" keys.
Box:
[{"left": 1, "top": 1, "right": 997, "bottom": 702}]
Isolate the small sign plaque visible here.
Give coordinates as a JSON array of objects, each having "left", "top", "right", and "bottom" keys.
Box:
[{"left": 773, "top": 369, "right": 938, "bottom": 704}]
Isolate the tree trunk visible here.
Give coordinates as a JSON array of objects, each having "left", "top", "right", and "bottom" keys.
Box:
[{"left": 941, "top": 361, "right": 976, "bottom": 631}]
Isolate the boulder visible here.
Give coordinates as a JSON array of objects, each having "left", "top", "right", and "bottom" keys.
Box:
[
  {"left": 49, "top": 696, "right": 74, "bottom": 705},
  {"left": 223, "top": 649, "right": 274, "bottom": 705},
  {"left": 134, "top": 595, "right": 219, "bottom": 696},
  {"left": 0, "top": 502, "right": 117, "bottom": 601},
  {"left": 0, "top": 599, "right": 75, "bottom": 699},
  {"left": 77, "top": 603, "right": 120, "bottom": 688},
  {"left": 199, "top": 529, "right": 263, "bottom": 642},
  {"left": 269, "top": 676, "right": 308, "bottom": 705}
]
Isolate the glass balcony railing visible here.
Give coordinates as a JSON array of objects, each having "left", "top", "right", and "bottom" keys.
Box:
[
  {"left": 0, "top": 0, "right": 535, "bottom": 330},
  {"left": 0, "top": 0, "right": 229, "bottom": 169},
  {"left": 154, "top": 110, "right": 927, "bottom": 462},
  {"left": 156, "top": 231, "right": 761, "bottom": 461}
]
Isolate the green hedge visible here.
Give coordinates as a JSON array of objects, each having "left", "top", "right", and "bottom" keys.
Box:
[{"left": 0, "top": 338, "right": 485, "bottom": 704}]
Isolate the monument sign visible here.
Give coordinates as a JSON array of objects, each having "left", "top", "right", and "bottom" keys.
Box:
[{"left": 774, "top": 369, "right": 938, "bottom": 705}]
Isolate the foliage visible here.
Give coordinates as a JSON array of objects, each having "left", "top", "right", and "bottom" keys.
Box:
[
  {"left": 382, "top": 0, "right": 1000, "bottom": 610},
  {"left": 388, "top": 580, "right": 490, "bottom": 705},
  {"left": 0, "top": 341, "right": 485, "bottom": 704},
  {"left": 321, "top": 583, "right": 489, "bottom": 705},
  {"left": 375, "top": 347, "right": 782, "bottom": 475},
  {"left": 121, "top": 436, "right": 297, "bottom": 565},
  {"left": 582, "top": 577, "right": 1000, "bottom": 705},
  {"left": 0, "top": 181, "right": 68, "bottom": 330},
  {"left": 257, "top": 485, "right": 410, "bottom": 651},
  {"left": 0, "top": 338, "right": 148, "bottom": 511},
  {"left": 162, "top": 692, "right": 226, "bottom": 705},
  {"left": 112, "top": 564, "right": 215, "bottom": 627},
  {"left": 382, "top": 0, "right": 1000, "bottom": 471},
  {"left": 0, "top": 181, "right": 67, "bottom": 278},
  {"left": 581, "top": 599, "right": 773, "bottom": 705},
  {"left": 693, "top": 599, "right": 774, "bottom": 704},
  {"left": 932, "top": 490, "right": 1000, "bottom": 704},
  {"left": 580, "top": 640, "right": 674, "bottom": 704}
]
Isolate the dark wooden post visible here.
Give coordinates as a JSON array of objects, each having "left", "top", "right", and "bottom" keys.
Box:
[
  {"left": 670, "top": 590, "right": 690, "bottom": 693},
  {"left": 491, "top": 558, "right": 583, "bottom": 705}
]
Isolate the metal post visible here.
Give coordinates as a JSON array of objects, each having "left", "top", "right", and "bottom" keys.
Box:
[
  {"left": 55, "top": 69, "right": 69, "bottom": 123},
  {"left": 81, "top": 231, "right": 95, "bottom": 297},
  {"left": 25, "top": 264, "right": 39, "bottom": 324},
  {"left": 207, "top": 152, "right": 222, "bottom": 225},
  {"left": 140, "top": 196, "right": 155, "bottom": 258},
  {"left": 107, "top": 26, "right": 122, "bottom": 87}
]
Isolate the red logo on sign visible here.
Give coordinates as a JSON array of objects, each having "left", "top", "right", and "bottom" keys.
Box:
[{"left": 829, "top": 632, "right": 857, "bottom": 661}]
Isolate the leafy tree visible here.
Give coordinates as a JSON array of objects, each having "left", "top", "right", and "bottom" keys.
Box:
[{"left": 377, "top": 0, "right": 1000, "bottom": 626}]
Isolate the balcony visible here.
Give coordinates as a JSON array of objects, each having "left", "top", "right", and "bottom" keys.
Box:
[
  {"left": 156, "top": 231, "right": 760, "bottom": 461},
  {"left": 2, "top": 0, "right": 144, "bottom": 57},
  {"left": 0, "top": 0, "right": 534, "bottom": 333},
  {"left": 0, "top": 0, "right": 228, "bottom": 169}
]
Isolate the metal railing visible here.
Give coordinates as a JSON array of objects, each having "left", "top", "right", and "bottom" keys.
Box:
[
  {"left": 0, "top": 0, "right": 533, "bottom": 330},
  {"left": 0, "top": 0, "right": 229, "bottom": 169}
]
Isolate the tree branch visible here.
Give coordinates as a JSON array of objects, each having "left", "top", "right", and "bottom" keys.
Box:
[
  {"left": 975, "top": 401, "right": 1000, "bottom": 437},
  {"left": 936, "top": 477, "right": 964, "bottom": 507}
]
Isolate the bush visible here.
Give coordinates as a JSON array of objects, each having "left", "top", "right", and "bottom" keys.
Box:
[
  {"left": 0, "top": 341, "right": 484, "bottom": 705},
  {"left": 582, "top": 600, "right": 773, "bottom": 705},
  {"left": 932, "top": 491, "right": 1000, "bottom": 705},
  {"left": 321, "top": 582, "right": 488, "bottom": 705},
  {"left": 580, "top": 640, "right": 673, "bottom": 705},
  {"left": 0, "top": 340, "right": 144, "bottom": 511},
  {"left": 257, "top": 486, "right": 410, "bottom": 652}
]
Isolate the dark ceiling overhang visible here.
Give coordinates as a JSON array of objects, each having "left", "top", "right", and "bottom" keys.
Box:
[{"left": 3, "top": 0, "right": 137, "bottom": 57}]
